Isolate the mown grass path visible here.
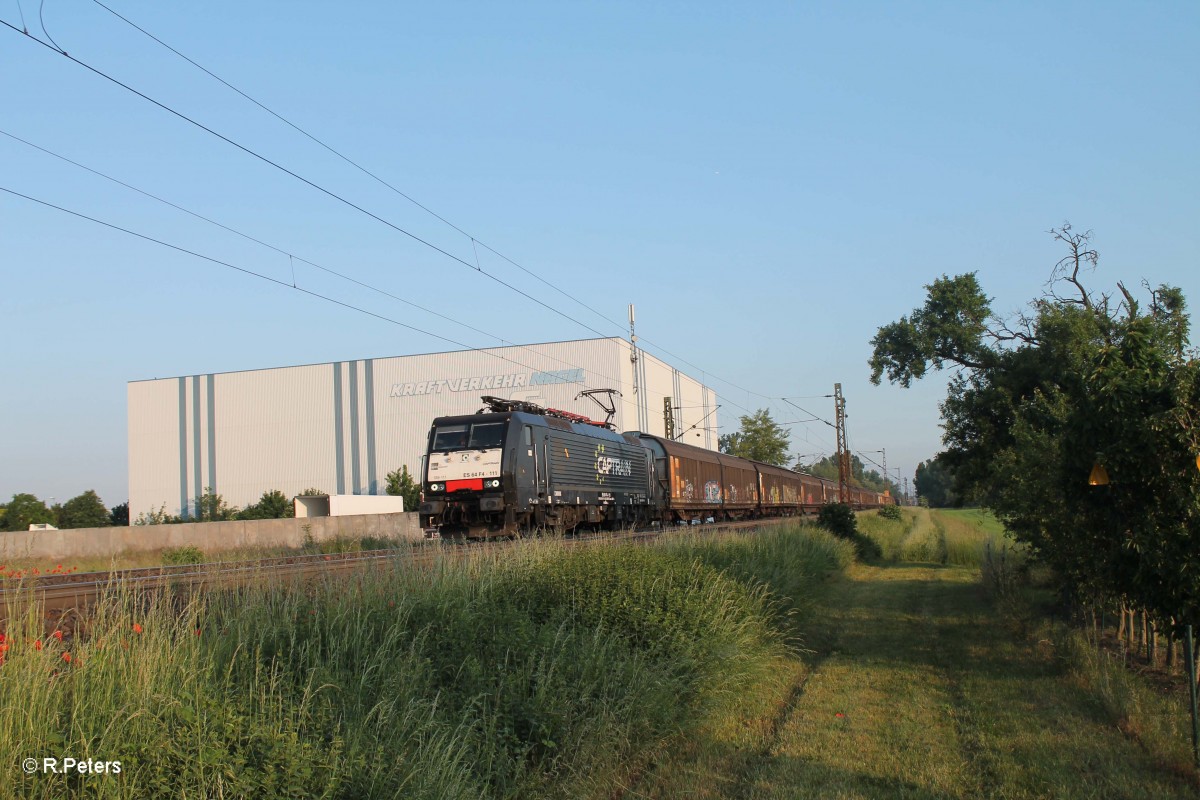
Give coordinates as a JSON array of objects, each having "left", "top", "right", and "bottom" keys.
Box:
[{"left": 731, "top": 558, "right": 1196, "bottom": 799}]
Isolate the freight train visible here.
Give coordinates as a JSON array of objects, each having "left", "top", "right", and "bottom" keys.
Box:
[{"left": 418, "top": 396, "right": 889, "bottom": 539}]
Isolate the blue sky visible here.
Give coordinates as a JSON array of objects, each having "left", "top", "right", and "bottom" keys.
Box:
[{"left": 2, "top": 0, "right": 1197, "bottom": 509}]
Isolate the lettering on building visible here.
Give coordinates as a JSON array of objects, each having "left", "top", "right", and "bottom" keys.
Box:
[{"left": 390, "top": 369, "right": 584, "bottom": 398}]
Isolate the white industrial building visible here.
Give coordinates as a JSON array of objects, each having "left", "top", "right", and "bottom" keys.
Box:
[{"left": 128, "top": 337, "right": 719, "bottom": 519}]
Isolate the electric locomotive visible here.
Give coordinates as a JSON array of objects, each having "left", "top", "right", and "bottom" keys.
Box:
[{"left": 419, "top": 396, "right": 655, "bottom": 538}]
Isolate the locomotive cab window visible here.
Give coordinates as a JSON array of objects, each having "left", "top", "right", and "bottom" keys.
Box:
[
  {"left": 467, "top": 422, "right": 505, "bottom": 450},
  {"left": 432, "top": 424, "right": 469, "bottom": 451}
]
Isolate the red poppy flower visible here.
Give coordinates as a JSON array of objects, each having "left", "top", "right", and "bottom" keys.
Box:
[
  {"left": 132, "top": 623, "right": 143, "bottom": 634},
  {"left": 194, "top": 628, "right": 202, "bottom": 636},
  {"left": 835, "top": 713, "right": 845, "bottom": 718},
  {"left": 61, "top": 652, "right": 71, "bottom": 663},
  {"left": 33, "top": 640, "right": 43, "bottom": 651},
  {"left": 52, "top": 631, "right": 64, "bottom": 641}
]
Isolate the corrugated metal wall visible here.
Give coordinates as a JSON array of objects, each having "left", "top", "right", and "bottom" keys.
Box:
[{"left": 128, "top": 337, "right": 718, "bottom": 519}]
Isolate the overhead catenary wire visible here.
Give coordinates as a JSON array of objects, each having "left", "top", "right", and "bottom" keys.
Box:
[
  {"left": 65, "top": 3, "right": 803, "bottom": 421},
  {"left": 4, "top": 14, "right": 840, "bottom": 438},
  {"left": 0, "top": 184, "right": 643, "bottom": 398},
  {"left": 0, "top": 127, "right": 631, "bottom": 388},
  {"left": 0, "top": 19, "right": 618, "bottom": 345}
]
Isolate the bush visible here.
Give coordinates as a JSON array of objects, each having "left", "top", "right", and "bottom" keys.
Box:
[
  {"left": 879, "top": 503, "right": 902, "bottom": 521},
  {"left": 817, "top": 502, "right": 857, "bottom": 538},
  {"left": 162, "top": 545, "right": 204, "bottom": 565},
  {"left": 816, "top": 503, "right": 879, "bottom": 561}
]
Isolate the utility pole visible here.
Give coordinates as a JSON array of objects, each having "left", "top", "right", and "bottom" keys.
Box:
[
  {"left": 663, "top": 396, "right": 675, "bottom": 440},
  {"left": 834, "top": 383, "right": 850, "bottom": 503},
  {"left": 629, "top": 304, "right": 641, "bottom": 430},
  {"left": 903, "top": 476, "right": 910, "bottom": 505},
  {"left": 881, "top": 447, "right": 888, "bottom": 496}
]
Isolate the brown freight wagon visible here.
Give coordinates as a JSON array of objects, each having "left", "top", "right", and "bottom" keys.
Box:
[
  {"left": 637, "top": 434, "right": 726, "bottom": 522},
  {"left": 754, "top": 461, "right": 805, "bottom": 515}
]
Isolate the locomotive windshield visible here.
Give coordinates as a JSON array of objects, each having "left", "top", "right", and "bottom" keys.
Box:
[
  {"left": 431, "top": 424, "right": 468, "bottom": 451},
  {"left": 467, "top": 422, "right": 505, "bottom": 449},
  {"left": 431, "top": 421, "right": 505, "bottom": 452}
]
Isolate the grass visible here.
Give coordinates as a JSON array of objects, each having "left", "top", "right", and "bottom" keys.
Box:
[
  {"left": 856, "top": 507, "right": 1017, "bottom": 569},
  {"left": 0, "top": 533, "right": 417, "bottom": 577},
  {"left": 639, "top": 510, "right": 1196, "bottom": 799},
  {"left": 0, "top": 524, "right": 852, "bottom": 799},
  {"left": 716, "top": 561, "right": 1197, "bottom": 799},
  {"left": 854, "top": 509, "right": 912, "bottom": 561}
]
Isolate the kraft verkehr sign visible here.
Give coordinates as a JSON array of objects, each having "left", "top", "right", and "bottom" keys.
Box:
[{"left": 390, "top": 369, "right": 585, "bottom": 398}]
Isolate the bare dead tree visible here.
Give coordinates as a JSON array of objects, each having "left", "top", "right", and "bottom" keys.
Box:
[{"left": 1048, "top": 223, "right": 1099, "bottom": 310}]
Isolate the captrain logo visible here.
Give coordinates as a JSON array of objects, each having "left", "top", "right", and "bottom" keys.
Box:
[{"left": 594, "top": 444, "right": 633, "bottom": 484}]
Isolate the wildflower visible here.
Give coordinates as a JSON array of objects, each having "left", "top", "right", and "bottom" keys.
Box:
[
  {"left": 33, "top": 640, "right": 43, "bottom": 651},
  {"left": 32, "top": 568, "right": 40, "bottom": 575},
  {"left": 52, "top": 630, "right": 64, "bottom": 641},
  {"left": 194, "top": 628, "right": 202, "bottom": 636},
  {"left": 0, "top": 642, "right": 8, "bottom": 653},
  {"left": 61, "top": 652, "right": 71, "bottom": 663},
  {"left": 132, "top": 623, "right": 143, "bottom": 635},
  {"left": 834, "top": 712, "right": 845, "bottom": 718}
]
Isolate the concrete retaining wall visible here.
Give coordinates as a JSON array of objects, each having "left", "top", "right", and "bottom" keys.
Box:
[{"left": 0, "top": 513, "right": 423, "bottom": 562}]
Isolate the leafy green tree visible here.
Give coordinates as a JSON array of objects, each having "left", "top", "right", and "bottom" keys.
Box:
[
  {"left": 3, "top": 493, "right": 55, "bottom": 530},
  {"left": 869, "top": 224, "right": 1200, "bottom": 631},
  {"left": 913, "top": 456, "right": 957, "bottom": 508},
  {"left": 386, "top": 466, "right": 421, "bottom": 511},
  {"left": 56, "top": 490, "right": 111, "bottom": 529},
  {"left": 109, "top": 502, "right": 129, "bottom": 527},
  {"left": 718, "top": 409, "right": 791, "bottom": 466},
  {"left": 799, "top": 454, "right": 893, "bottom": 493},
  {"left": 238, "top": 490, "right": 294, "bottom": 520},
  {"left": 192, "top": 488, "right": 238, "bottom": 522},
  {"left": 134, "top": 504, "right": 183, "bottom": 525}
]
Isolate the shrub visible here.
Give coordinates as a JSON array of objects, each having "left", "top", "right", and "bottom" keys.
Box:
[
  {"left": 879, "top": 503, "right": 902, "bottom": 521},
  {"left": 817, "top": 502, "right": 857, "bottom": 538},
  {"left": 162, "top": 545, "right": 204, "bottom": 565}
]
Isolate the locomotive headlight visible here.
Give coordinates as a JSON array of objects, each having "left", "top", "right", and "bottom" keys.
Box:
[
  {"left": 429, "top": 483, "right": 442, "bottom": 492},
  {"left": 487, "top": 479, "right": 501, "bottom": 488}
]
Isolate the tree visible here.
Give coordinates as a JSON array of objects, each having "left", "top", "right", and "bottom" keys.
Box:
[
  {"left": 134, "top": 504, "right": 183, "bottom": 525},
  {"left": 3, "top": 493, "right": 56, "bottom": 530},
  {"left": 56, "top": 490, "right": 111, "bottom": 529},
  {"left": 192, "top": 488, "right": 238, "bottom": 522},
  {"left": 718, "top": 409, "right": 791, "bottom": 466},
  {"left": 386, "top": 466, "right": 421, "bottom": 512},
  {"left": 238, "top": 490, "right": 294, "bottom": 520},
  {"left": 913, "top": 456, "right": 957, "bottom": 507},
  {"left": 869, "top": 224, "right": 1200, "bottom": 631},
  {"left": 799, "top": 453, "right": 893, "bottom": 493},
  {"left": 109, "top": 502, "right": 129, "bottom": 527}
]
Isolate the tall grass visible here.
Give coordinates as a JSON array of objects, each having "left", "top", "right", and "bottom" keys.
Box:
[
  {"left": 857, "top": 508, "right": 1017, "bottom": 569},
  {"left": 938, "top": 509, "right": 1012, "bottom": 567},
  {"left": 856, "top": 509, "right": 913, "bottom": 561},
  {"left": 0, "top": 525, "right": 850, "bottom": 799}
]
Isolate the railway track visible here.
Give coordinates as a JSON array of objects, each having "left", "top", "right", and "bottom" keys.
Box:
[{"left": 0, "top": 516, "right": 795, "bottom": 629}]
